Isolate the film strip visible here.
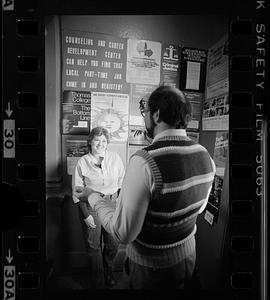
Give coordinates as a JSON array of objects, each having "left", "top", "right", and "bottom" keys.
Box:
[
  {"left": 1, "top": 1, "right": 268, "bottom": 299},
  {"left": 229, "top": 5, "right": 268, "bottom": 299}
]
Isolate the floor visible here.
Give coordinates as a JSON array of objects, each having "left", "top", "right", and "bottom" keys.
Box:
[
  {"left": 45, "top": 265, "right": 203, "bottom": 292},
  {"left": 45, "top": 244, "right": 202, "bottom": 292},
  {"left": 46, "top": 267, "right": 129, "bottom": 291}
]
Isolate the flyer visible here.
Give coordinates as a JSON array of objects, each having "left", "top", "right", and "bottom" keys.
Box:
[
  {"left": 204, "top": 174, "right": 223, "bottom": 225},
  {"left": 183, "top": 91, "right": 203, "bottom": 131},
  {"left": 210, "top": 175, "right": 224, "bottom": 209},
  {"left": 202, "top": 93, "right": 229, "bottom": 131},
  {"left": 206, "top": 36, "right": 228, "bottom": 88},
  {"left": 206, "top": 78, "right": 228, "bottom": 99},
  {"left": 160, "top": 43, "right": 181, "bottom": 88},
  {"left": 90, "top": 92, "right": 129, "bottom": 142},
  {"left": 129, "top": 83, "right": 156, "bottom": 126},
  {"left": 66, "top": 139, "right": 88, "bottom": 175},
  {"left": 203, "top": 36, "right": 228, "bottom": 131},
  {"left": 213, "top": 131, "right": 229, "bottom": 177},
  {"left": 187, "top": 131, "right": 200, "bottom": 143},
  {"left": 179, "top": 47, "right": 207, "bottom": 92},
  {"left": 128, "top": 125, "right": 150, "bottom": 146},
  {"left": 61, "top": 90, "right": 92, "bottom": 135},
  {"left": 126, "top": 39, "right": 161, "bottom": 85}
]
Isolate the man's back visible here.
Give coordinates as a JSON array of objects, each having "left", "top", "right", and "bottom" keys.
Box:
[{"left": 126, "top": 133, "right": 215, "bottom": 268}]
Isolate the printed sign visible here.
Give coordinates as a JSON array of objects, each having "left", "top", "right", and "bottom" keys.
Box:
[
  {"left": 180, "top": 47, "right": 207, "bottom": 92},
  {"left": 213, "top": 131, "right": 228, "bottom": 177},
  {"left": 61, "top": 90, "right": 91, "bottom": 135},
  {"left": 129, "top": 83, "right": 156, "bottom": 126},
  {"left": 126, "top": 39, "right": 161, "bottom": 85},
  {"left": 187, "top": 131, "right": 200, "bottom": 143},
  {"left": 62, "top": 30, "right": 129, "bottom": 93},
  {"left": 202, "top": 36, "right": 229, "bottom": 130},
  {"left": 91, "top": 92, "right": 129, "bottom": 142},
  {"left": 183, "top": 91, "right": 203, "bottom": 131},
  {"left": 128, "top": 125, "right": 150, "bottom": 146},
  {"left": 202, "top": 93, "right": 229, "bottom": 131},
  {"left": 206, "top": 36, "right": 228, "bottom": 87},
  {"left": 160, "top": 44, "right": 181, "bottom": 88},
  {"left": 205, "top": 174, "right": 224, "bottom": 224},
  {"left": 204, "top": 210, "right": 214, "bottom": 225}
]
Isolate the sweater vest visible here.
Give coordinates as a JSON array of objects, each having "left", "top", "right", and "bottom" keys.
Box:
[{"left": 131, "top": 135, "right": 215, "bottom": 251}]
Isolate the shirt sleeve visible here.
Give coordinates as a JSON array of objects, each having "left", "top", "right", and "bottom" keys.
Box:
[
  {"left": 92, "top": 155, "right": 152, "bottom": 244},
  {"left": 72, "top": 160, "right": 84, "bottom": 204},
  {"left": 116, "top": 154, "right": 125, "bottom": 188}
]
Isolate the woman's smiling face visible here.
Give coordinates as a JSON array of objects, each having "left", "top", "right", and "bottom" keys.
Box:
[{"left": 90, "top": 134, "right": 108, "bottom": 155}]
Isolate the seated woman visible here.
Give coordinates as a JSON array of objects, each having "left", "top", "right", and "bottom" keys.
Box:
[{"left": 72, "top": 126, "right": 125, "bottom": 288}]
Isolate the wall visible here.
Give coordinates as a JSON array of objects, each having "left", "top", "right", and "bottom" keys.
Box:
[
  {"left": 61, "top": 15, "right": 228, "bottom": 48},
  {"left": 46, "top": 14, "right": 228, "bottom": 181},
  {"left": 45, "top": 16, "right": 62, "bottom": 182},
  {"left": 196, "top": 158, "right": 229, "bottom": 289},
  {"left": 45, "top": 14, "right": 229, "bottom": 285}
]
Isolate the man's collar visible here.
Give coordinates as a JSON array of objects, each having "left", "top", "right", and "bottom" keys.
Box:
[{"left": 152, "top": 129, "right": 187, "bottom": 143}]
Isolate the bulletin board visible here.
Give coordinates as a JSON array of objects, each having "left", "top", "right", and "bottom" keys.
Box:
[
  {"left": 202, "top": 36, "right": 229, "bottom": 131},
  {"left": 61, "top": 28, "right": 207, "bottom": 176},
  {"left": 201, "top": 35, "right": 229, "bottom": 225}
]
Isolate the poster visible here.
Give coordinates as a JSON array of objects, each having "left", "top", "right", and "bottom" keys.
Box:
[
  {"left": 206, "top": 78, "right": 228, "bottom": 99},
  {"left": 128, "top": 125, "right": 150, "bottom": 146},
  {"left": 202, "top": 35, "right": 229, "bottom": 131},
  {"left": 187, "top": 131, "right": 200, "bottom": 143},
  {"left": 107, "top": 142, "right": 127, "bottom": 169},
  {"left": 66, "top": 139, "right": 88, "bottom": 175},
  {"left": 160, "top": 44, "right": 181, "bottom": 88},
  {"left": 213, "top": 131, "right": 228, "bottom": 177},
  {"left": 126, "top": 39, "right": 161, "bottom": 85},
  {"left": 62, "top": 30, "right": 129, "bottom": 93},
  {"left": 206, "top": 36, "right": 228, "bottom": 87},
  {"left": 179, "top": 47, "right": 207, "bottom": 92},
  {"left": 186, "top": 61, "right": 201, "bottom": 90},
  {"left": 129, "top": 83, "right": 156, "bottom": 126},
  {"left": 183, "top": 91, "right": 203, "bottom": 131},
  {"left": 202, "top": 93, "right": 229, "bottom": 131},
  {"left": 204, "top": 175, "right": 224, "bottom": 225},
  {"left": 204, "top": 130, "right": 228, "bottom": 225},
  {"left": 90, "top": 92, "right": 129, "bottom": 142},
  {"left": 61, "top": 90, "right": 91, "bottom": 135}
]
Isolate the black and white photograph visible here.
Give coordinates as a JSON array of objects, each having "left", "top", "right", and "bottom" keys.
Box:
[
  {"left": 45, "top": 14, "right": 230, "bottom": 291},
  {"left": 1, "top": 1, "right": 267, "bottom": 299}
]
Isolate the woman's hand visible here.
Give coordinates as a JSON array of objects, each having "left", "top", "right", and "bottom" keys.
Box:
[{"left": 84, "top": 214, "right": 96, "bottom": 228}]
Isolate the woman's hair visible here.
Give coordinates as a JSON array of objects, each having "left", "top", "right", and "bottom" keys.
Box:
[
  {"left": 87, "top": 126, "right": 110, "bottom": 152},
  {"left": 148, "top": 85, "right": 192, "bottom": 128}
]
